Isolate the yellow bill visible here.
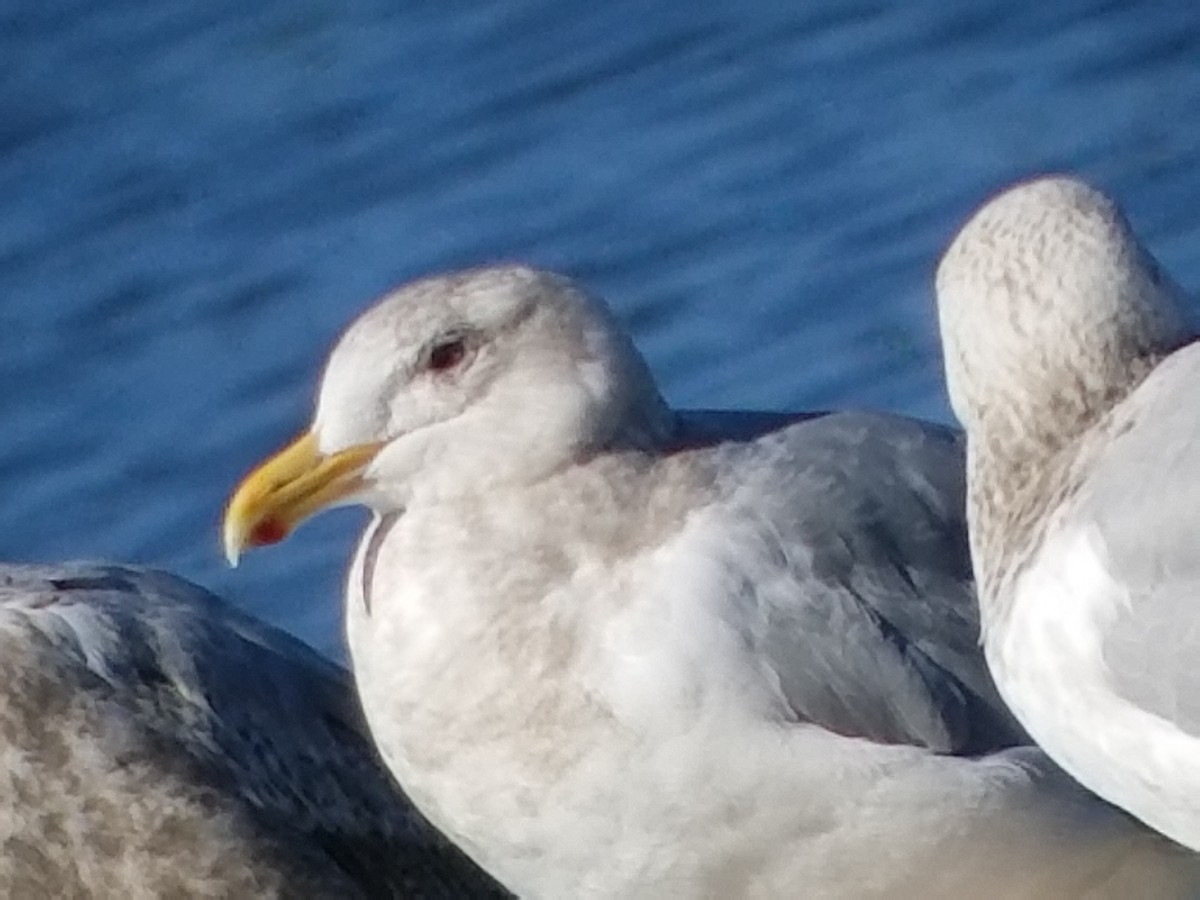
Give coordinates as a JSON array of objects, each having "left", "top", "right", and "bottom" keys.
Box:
[{"left": 222, "top": 431, "right": 383, "bottom": 566}]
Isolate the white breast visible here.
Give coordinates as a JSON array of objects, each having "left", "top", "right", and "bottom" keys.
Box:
[{"left": 345, "top": 509, "right": 1200, "bottom": 898}]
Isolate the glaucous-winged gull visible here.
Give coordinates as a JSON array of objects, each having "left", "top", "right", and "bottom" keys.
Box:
[
  {"left": 225, "top": 264, "right": 1199, "bottom": 897},
  {"left": 0, "top": 562, "right": 506, "bottom": 897},
  {"left": 936, "top": 174, "right": 1200, "bottom": 853}
]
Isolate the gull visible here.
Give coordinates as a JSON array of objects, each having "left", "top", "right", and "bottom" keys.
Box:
[
  {"left": 225, "top": 264, "right": 1199, "bottom": 897},
  {"left": 0, "top": 562, "right": 505, "bottom": 897},
  {"left": 936, "top": 174, "right": 1200, "bottom": 852}
]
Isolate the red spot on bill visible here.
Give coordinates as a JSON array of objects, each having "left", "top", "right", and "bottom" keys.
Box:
[{"left": 249, "top": 517, "right": 289, "bottom": 547}]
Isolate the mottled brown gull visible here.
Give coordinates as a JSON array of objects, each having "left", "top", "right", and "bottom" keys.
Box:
[
  {"left": 0, "top": 562, "right": 506, "bottom": 897},
  {"left": 936, "top": 174, "right": 1200, "bottom": 853},
  {"left": 225, "top": 264, "right": 1199, "bottom": 897}
]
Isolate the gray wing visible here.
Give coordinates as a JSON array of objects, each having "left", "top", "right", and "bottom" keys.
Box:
[
  {"left": 678, "top": 409, "right": 1026, "bottom": 755},
  {"left": 1066, "top": 342, "right": 1200, "bottom": 733},
  {"left": 0, "top": 562, "right": 508, "bottom": 899}
]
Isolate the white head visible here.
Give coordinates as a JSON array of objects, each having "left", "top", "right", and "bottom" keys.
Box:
[
  {"left": 223, "top": 265, "right": 673, "bottom": 561},
  {"left": 317, "top": 264, "right": 673, "bottom": 508},
  {"left": 936, "top": 175, "right": 1191, "bottom": 439}
]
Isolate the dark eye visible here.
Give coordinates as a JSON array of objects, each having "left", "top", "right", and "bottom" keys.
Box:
[{"left": 427, "top": 338, "right": 467, "bottom": 372}]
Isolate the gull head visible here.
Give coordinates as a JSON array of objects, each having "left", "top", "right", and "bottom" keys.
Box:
[
  {"left": 222, "top": 264, "right": 672, "bottom": 564},
  {"left": 935, "top": 175, "right": 1191, "bottom": 436}
]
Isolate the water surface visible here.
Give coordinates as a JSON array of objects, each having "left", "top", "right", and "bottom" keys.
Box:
[{"left": 2, "top": 0, "right": 1198, "bottom": 659}]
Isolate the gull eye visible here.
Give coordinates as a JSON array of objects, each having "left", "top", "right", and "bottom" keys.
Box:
[{"left": 427, "top": 337, "right": 467, "bottom": 372}]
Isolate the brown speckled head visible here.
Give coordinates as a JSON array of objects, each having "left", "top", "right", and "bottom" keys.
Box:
[{"left": 934, "top": 176, "right": 1194, "bottom": 602}]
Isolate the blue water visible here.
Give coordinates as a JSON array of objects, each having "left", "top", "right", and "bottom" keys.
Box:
[{"left": 3, "top": 0, "right": 1199, "bottom": 661}]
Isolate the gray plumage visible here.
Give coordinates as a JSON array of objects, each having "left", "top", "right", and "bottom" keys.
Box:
[
  {"left": 1077, "top": 345, "right": 1200, "bottom": 729},
  {"left": 672, "top": 408, "right": 1026, "bottom": 754},
  {"left": 0, "top": 562, "right": 508, "bottom": 899}
]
